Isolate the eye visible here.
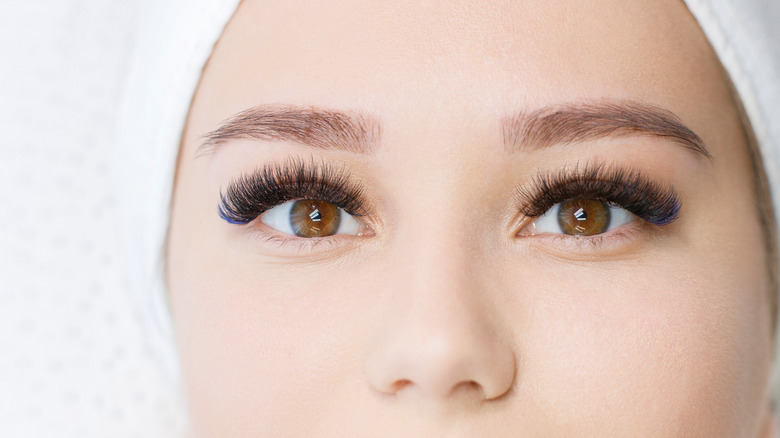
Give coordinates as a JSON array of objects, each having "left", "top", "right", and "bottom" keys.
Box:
[
  {"left": 260, "top": 199, "right": 362, "bottom": 238},
  {"left": 525, "top": 197, "right": 635, "bottom": 236}
]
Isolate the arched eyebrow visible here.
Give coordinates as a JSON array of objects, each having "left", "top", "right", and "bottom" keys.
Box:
[
  {"left": 198, "top": 104, "right": 381, "bottom": 156},
  {"left": 502, "top": 100, "right": 711, "bottom": 159},
  {"left": 199, "top": 100, "right": 710, "bottom": 160}
]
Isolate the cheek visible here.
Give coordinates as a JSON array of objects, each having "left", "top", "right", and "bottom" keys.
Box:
[
  {"left": 167, "top": 157, "right": 354, "bottom": 434},
  {"left": 508, "top": 247, "right": 772, "bottom": 436},
  {"left": 168, "top": 221, "right": 374, "bottom": 434}
]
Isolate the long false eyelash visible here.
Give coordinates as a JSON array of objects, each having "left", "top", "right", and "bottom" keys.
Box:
[
  {"left": 516, "top": 163, "right": 681, "bottom": 226},
  {"left": 218, "top": 158, "right": 368, "bottom": 225}
]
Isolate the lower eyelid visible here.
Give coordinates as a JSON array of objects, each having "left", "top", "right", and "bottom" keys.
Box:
[
  {"left": 234, "top": 210, "right": 375, "bottom": 257},
  {"left": 518, "top": 220, "right": 651, "bottom": 257},
  {"left": 246, "top": 225, "right": 348, "bottom": 252}
]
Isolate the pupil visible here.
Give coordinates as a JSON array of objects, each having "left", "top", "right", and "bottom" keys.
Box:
[
  {"left": 558, "top": 198, "right": 610, "bottom": 236},
  {"left": 289, "top": 199, "right": 341, "bottom": 238}
]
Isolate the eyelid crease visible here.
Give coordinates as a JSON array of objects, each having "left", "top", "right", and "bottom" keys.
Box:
[
  {"left": 217, "top": 157, "right": 370, "bottom": 225},
  {"left": 515, "top": 163, "right": 681, "bottom": 226}
]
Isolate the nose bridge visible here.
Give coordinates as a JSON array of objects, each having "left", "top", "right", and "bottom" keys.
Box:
[
  {"left": 392, "top": 195, "right": 486, "bottom": 338},
  {"left": 365, "top": 208, "right": 516, "bottom": 402},
  {"left": 402, "top": 221, "right": 473, "bottom": 300}
]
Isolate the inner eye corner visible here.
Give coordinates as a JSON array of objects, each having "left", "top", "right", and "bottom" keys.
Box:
[{"left": 510, "top": 210, "right": 539, "bottom": 237}]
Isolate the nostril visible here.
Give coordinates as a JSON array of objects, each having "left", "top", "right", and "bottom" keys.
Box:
[
  {"left": 390, "top": 379, "right": 412, "bottom": 392},
  {"left": 387, "top": 379, "right": 486, "bottom": 399},
  {"left": 452, "top": 380, "right": 485, "bottom": 399}
]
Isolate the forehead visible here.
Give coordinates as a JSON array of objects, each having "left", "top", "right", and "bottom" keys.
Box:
[
  {"left": 188, "top": 0, "right": 736, "bottom": 161},
  {"left": 201, "top": 1, "right": 720, "bottom": 102}
]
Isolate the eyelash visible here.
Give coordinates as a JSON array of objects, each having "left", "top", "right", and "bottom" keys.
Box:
[
  {"left": 515, "top": 163, "right": 681, "bottom": 226},
  {"left": 218, "top": 161, "right": 680, "bottom": 245},
  {"left": 217, "top": 158, "right": 369, "bottom": 225}
]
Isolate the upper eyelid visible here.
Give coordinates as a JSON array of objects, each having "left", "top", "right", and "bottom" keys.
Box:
[
  {"left": 218, "top": 159, "right": 371, "bottom": 225},
  {"left": 516, "top": 176, "right": 632, "bottom": 215},
  {"left": 515, "top": 165, "right": 670, "bottom": 207},
  {"left": 514, "top": 164, "right": 681, "bottom": 224},
  {"left": 220, "top": 160, "right": 679, "bottom": 230}
]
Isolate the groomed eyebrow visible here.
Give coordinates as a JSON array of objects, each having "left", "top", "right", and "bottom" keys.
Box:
[
  {"left": 199, "top": 104, "right": 380, "bottom": 155},
  {"left": 201, "top": 100, "right": 709, "bottom": 160},
  {"left": 502, "top": 100, "right": 711, "bottom": 159}
]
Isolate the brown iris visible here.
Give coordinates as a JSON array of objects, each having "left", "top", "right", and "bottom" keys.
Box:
[
  {"left": 557, "top": 198, "right": 611, "bottom": 236},
  {"left": 289, "top": 199, "right": 341, "bottom": 237}
]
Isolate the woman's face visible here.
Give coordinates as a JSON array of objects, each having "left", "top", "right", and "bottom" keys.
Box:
[{"left": 168, "top": 0, "right": 774, "bottom": 436}]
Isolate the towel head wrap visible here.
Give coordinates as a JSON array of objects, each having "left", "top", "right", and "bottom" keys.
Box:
[
  {"left": 114, "top": 0, "right": 241, "bottom": 375},
  {"left": 114, "top": 0, "right": 780, "bottom": 389}
]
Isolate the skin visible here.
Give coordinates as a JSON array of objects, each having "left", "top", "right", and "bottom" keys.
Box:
[{"left": 167, "top": 0, "right": 776, "bottom": 436}]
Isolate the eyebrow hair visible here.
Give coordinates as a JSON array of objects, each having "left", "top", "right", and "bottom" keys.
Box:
[
  {"left": 199, "top": 104, "right": 380, "bottom": 155},
  {"left": 502, "top": 100, "right": 710, "bottom": 159}
]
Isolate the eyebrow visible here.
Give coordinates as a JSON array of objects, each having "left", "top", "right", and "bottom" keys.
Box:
[
  {"left": 199, "top": 104, "right": 380, "bottom": 155},
  {"left": 502, "top": 100, "right": 711, "bottom": 159},
  {"left": 201, "top": 100, "right": 709, "bottom": 160}
]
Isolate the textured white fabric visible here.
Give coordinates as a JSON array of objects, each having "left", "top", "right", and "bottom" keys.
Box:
[
  {"left": 0, "top": 2, "right": 186, "bottom": 437},
  {"left": 683, "top": 0, "right": 780, "bottom": 236},
  {"left": 114, "top": 0, "right": 242, "bottom": 381}
]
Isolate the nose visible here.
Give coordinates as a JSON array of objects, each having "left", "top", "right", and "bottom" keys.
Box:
[{"left": 365, "top": 240, "right": 517, "bottom": 402}]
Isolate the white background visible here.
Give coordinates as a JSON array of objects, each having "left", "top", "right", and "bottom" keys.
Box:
[{"left": 0, "top": 2, "right": 185, "bottom": 436}]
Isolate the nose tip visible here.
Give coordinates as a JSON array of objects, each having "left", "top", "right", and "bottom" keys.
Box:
[{"left": 366, "top": 325, "right": 517, "bottom": 402}]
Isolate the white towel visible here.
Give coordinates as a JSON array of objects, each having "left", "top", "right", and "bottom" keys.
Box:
[
  {"left": 114, "top": 0, "right": 243, "bottom": 378},
  {"left": 683, "top": 0, "right": 780, "bottom": 226},
  {"left": 0, "top": 1, "right": 196, "bottom": 436}
]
